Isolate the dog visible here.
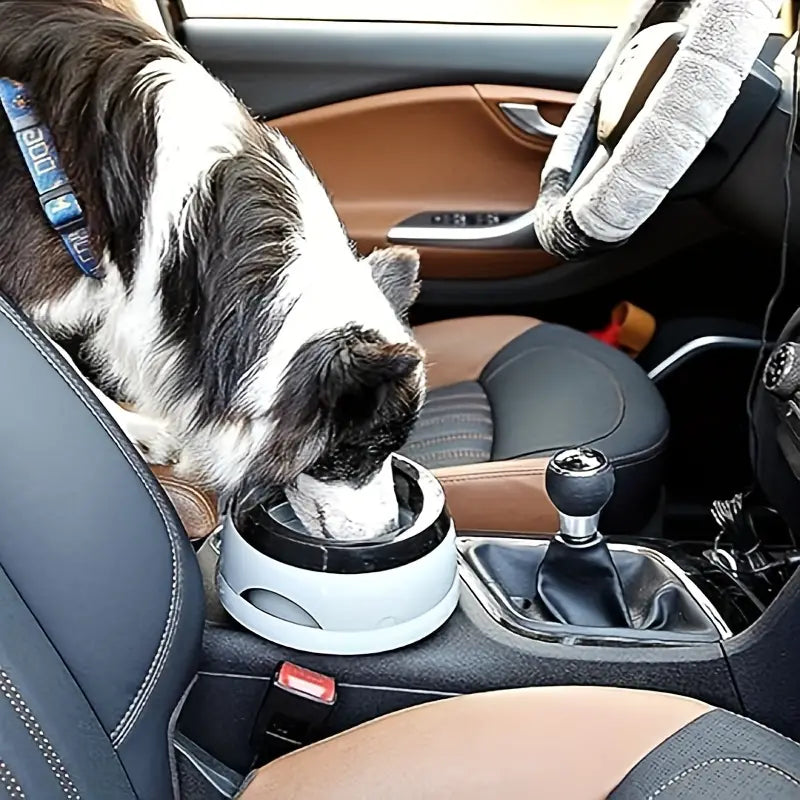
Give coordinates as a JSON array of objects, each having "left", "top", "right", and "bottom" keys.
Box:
[{"left": 0, "top": 0, "right": 426, "bottom": 541}]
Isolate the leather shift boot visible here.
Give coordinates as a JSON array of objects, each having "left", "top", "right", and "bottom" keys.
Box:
[{"left": 536, "top": 536, "right": 632, "bottom": 628}]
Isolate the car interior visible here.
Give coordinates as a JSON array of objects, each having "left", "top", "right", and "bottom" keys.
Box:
[{"left": 9, "top": 0, "right": 800, "bottom": 796}]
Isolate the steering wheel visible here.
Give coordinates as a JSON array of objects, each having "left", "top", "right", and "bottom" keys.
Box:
[{"left": 533, "top": 0, "right": 783, "bottom": 260}]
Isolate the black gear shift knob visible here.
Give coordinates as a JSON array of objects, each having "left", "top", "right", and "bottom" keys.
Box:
[
  {"left": 538, "top": 447, "right": 630, "bottom": 627},
  {"left": 545, "top": 448, "right": 614, "bottom": 543}
]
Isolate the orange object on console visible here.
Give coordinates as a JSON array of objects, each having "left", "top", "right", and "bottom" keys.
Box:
[{"left": 590, "top": 301, "right": 656, "bottom": 358}]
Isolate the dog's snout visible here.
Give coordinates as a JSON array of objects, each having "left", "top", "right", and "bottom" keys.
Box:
[{"left": 285, "top": 459, "right": 399, "bottom": 542}]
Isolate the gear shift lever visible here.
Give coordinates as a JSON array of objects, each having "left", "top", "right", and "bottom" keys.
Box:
[
  {"left": 536, "top": 448, "right": 633, "bottom": 628},
  {"left": 545, "top": 448, "right": 615, "bottom": 544}
]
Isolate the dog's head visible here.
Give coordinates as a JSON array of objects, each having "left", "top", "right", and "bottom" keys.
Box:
[{"left": 271, "top": 324, "right": 424, "bottom": 540}]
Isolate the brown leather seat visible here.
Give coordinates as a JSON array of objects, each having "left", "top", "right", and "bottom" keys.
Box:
[
  {"left": 240, "top": 686, "right": 800, "bottom": 799},
  {"left": 403, "top": 317, "right": 670, "bottom": 535}
]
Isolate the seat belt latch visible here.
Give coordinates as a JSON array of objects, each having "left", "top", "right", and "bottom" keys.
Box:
[{"left": 250, "top": 661, "right": 337, "bottom": 766}]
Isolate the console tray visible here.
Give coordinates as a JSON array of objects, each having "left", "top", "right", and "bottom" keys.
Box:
[{"left": 457, "top": 536, "right": 732, "bottom": 646}]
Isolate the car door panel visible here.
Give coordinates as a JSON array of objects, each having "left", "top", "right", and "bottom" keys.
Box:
[
  {"left": 271, "top": 84, "right": 575, "bottom": 279},
  {"left": 179, "top": 17, "right": 724, "bottom": 305}
]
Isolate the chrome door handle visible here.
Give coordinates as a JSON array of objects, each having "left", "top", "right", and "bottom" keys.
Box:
[{"left": 498, "top": 102, "right": 562, "bottom": 138}]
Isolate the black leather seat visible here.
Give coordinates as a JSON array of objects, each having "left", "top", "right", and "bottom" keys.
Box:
[
  {"left": 405, "top": 316, "right": 669, "bottom": 535},
  {"left": 0, "top": 295, "right": 204, "bottom": 798},
  {"left": 0, "top": 295, "right": 798, "bottom": 799}
]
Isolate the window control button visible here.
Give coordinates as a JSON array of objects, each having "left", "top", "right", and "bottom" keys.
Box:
[{"left": 426, "top": 211, "right": 504, "bottom": 227}]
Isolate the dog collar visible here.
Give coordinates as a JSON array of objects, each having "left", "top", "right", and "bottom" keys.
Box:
[{"left": 0, "top": 78, "right": 103, "bottom": 279}]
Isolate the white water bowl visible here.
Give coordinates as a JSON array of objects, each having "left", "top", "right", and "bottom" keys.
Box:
[{"left": 217, "top": 454, "right": 460, "bottom": 655}]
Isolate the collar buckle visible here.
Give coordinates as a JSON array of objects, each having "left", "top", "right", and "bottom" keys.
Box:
[{"left": 40, "top": 184, "right": 86, "bottom": 233}]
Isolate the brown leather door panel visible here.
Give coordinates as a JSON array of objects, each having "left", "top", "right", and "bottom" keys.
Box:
[{"left": 269, "top": 85, "right": 576, "bottom": 279}]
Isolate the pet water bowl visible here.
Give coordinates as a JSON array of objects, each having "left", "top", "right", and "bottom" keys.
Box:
[{"left": 217, "top": 453, "right": 460, "bottom": 655}]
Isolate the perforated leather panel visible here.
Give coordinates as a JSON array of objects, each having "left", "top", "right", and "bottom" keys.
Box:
[{"left": 611, "top": 709, "right": 800, "bottom": 798}]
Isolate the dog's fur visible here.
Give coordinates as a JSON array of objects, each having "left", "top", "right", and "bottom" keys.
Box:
[{"left": 0, "top": 0, "right": 426, "bottom": 540}]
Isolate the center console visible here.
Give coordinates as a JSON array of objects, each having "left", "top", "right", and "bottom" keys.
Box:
[{"left": 179, "top": 446, "right": 800, "bottom": 781}]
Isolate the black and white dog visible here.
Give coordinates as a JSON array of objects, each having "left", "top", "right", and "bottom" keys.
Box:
[{"left": 0, "top": 0, "right": 425, "bottom": 540}]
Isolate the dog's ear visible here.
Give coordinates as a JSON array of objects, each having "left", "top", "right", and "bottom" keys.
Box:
[
  {"left": 317, "top": 337, "right": 421, "bottom": 416},
  {"left": 366, "top": 246, "right": 421, "bottom": 316},
  {"left": 268, "top": 328, "right": 422, "bottom": 480}
]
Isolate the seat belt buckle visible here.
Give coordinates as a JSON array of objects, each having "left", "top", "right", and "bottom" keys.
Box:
[{"left": 250, "top": 661, "right": 337, "bottom": 767}]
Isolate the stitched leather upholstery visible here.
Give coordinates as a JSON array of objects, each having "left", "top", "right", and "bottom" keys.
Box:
[
  {"left": 610, "top": 709, "right": 800, "bottom": 798},
  {"left": 0, "top": 295, "right": 204, "bottom": 799},
  {"left": 401, "top": 382, "right": 493, "bottom": 469}
]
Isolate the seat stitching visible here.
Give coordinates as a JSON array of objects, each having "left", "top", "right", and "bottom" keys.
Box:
[
  {"left": 0, "top": 669, "right": 79, "bottom": 798},
  {"left": 439, "top": 470, "right": 545, "bottom": 485},
  {"left": 424, "top": 393, "right": 488, "bottom": 404},
  {"left": 406, "top": 449, "right": 492, "bottom": 461},
  {"left": 645, "top": 758, "right": 800, "bottom": 799},
  {"left": 481, "top": 343, "right": 549, "bottom": 384},
  {"left": 607, "top": 428, "right": 671, "bottom": 465},
  {"left": 425, "top": 450, "right": 494, "bottom": 462},
  {"left": 0, "top": 304, "right": 182, "bottom": 749},
  {"left": 159, "top": 478, "right": 217, "bottom": 525},
  {"left": 414, "top": 429, "right": 491, "bottom": 440},
  {"left": 414, "top": 414, "right": 492, "bottom": 428},
  {"left": 0, "top": 760, "right": 25, "bottom": 799},
  {"left": 405, "top": 434, "right": 493, "bottom": 447},
  {"left": 432, "top": 449, "right": 486, "bottom": 461}
]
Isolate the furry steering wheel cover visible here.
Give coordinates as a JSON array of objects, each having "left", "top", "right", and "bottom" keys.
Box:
[{"left": 533, "top": 0, "right": 782, "bottom": 259}]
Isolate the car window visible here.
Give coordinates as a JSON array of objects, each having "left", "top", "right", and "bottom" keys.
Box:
[{"left": 179, "top": 0, "right": 631, "bottom": 28}]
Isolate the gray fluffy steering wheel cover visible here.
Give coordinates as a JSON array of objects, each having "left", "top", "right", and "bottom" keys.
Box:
[{"left": 532, "top": 0, "right": 781, "bottom": 259}]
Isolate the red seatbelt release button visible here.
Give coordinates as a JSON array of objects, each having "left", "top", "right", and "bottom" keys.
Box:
[
  {"left": 276, "top": 662, "right": 337, "bottom": 705},
  {"left": 250, "top": 661, "right": 338, "bottom": 768}
]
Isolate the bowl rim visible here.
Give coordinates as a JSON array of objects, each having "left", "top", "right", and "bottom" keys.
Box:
[{"left": 229, "top": 454, "right": 452, "bottom": 574}]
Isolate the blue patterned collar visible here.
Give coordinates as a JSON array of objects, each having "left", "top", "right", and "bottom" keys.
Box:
[{"left": 0, "top": 77, "right": 103, "bottom": 279}]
